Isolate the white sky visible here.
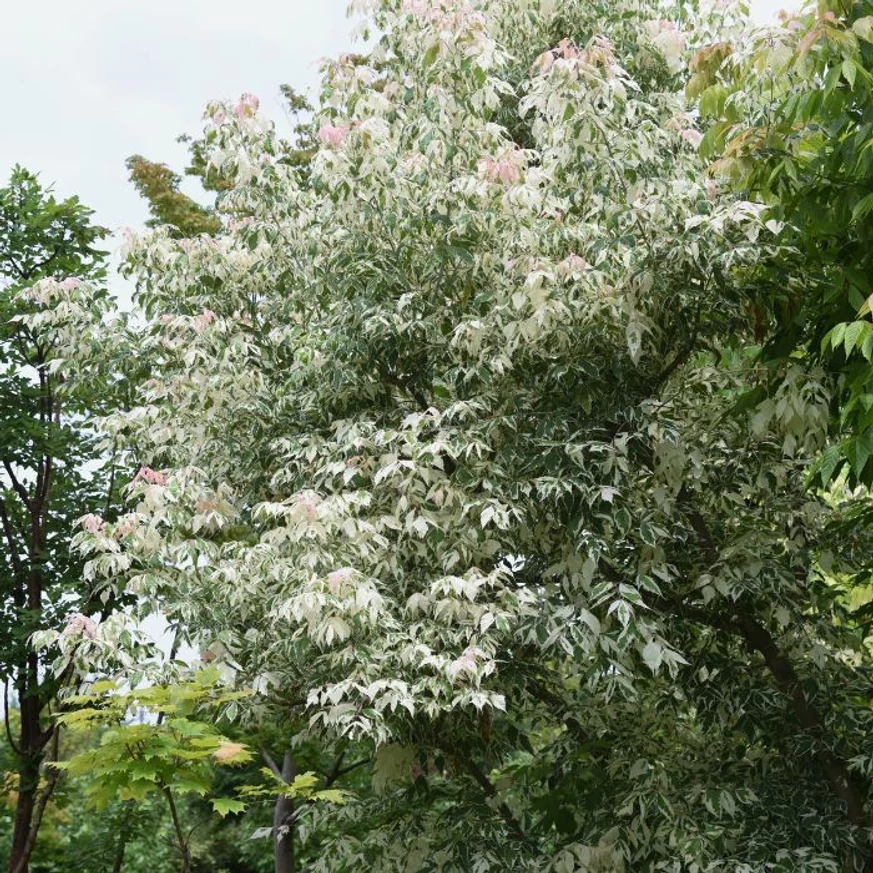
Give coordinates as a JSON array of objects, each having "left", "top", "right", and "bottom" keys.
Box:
[{"left": 0, "top": 1, "right": 352, "bottom": 235}]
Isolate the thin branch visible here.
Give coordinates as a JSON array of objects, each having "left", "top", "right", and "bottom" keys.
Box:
[
  {"left": 329, "top": 758, "right": 368, "bottom": 785},
  {"left": 183, "top": 818, "right": 210, "bottom": 851},
  {"left": 320, "top": 747, "right": 346, "bottom": 786},
  {"left": 655, "top": 301, "right": 702, "bottom": 387},
  {"left": 36, "top": 454, "right": 52, "bottom": 516},
  {"left": 2, "top": 460, "right": 31, "bottom": 510}
]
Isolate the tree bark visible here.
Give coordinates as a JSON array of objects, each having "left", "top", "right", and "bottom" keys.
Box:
[
  {"left": 7, "top": 758, "right": 38, "bottom": 873},
  {"left": 7, "top": 659, "right": 50, "bottom": 873},
  {"left": 273, "top": 751, "right": 297, "bottom": 873},
  {"left": 10, "top": 740, "right": 61, "bottom": 873}
]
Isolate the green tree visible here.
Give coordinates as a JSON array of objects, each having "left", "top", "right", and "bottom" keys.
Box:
[
  {"left": 704, "top": 0, "right": 873, "bottom": 489},
  {"left": 126, "top": 156, "right": 222, "bottom": 238},
  {"left": 0, "top": 166, "right": 123, "bottom": 873}
]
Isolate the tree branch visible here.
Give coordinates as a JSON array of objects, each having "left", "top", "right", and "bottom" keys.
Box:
[
  {"left": 459, "top": 753, "right": 539, "bottom": 855},
  {"left": 655, "top": 302, "right": 701, "bottom": 387},
  {"left": 261, "top": 746, "right": 283, "bottom": 779},
  {"left": 2, "top": 460, "right": 31, "bottom": 510},
  {"left": 676, "top": 495, "right": 871, "bottom": 832},
  {"left": 321, "top": 747, "right": 346, "bottom": 786},
  {"left": 329, "top": 758, "right": 368, "bottom": 785}
]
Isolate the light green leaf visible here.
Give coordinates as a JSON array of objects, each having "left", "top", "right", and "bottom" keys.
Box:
[{"left": 211, "top": 798, "right": 247, "bottom": 817}]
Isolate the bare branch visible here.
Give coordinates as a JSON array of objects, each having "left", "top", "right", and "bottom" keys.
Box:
[{"left": 261, "top": 746, "right": 283, "bottom": 780}]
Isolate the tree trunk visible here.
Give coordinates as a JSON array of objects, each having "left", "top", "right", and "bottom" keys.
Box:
[
  {"left": 112, "top": 805, "right": 134, "bottom": 873},
  {"left": 273, "top": 750, "right": 297, "bottom": 873},
  {"left": 163, "top": 786, "right": 191, "bottom": 873},
  {"left": 8, "top": 656, "right": 48, "bottom": 873},
  {"left": 7, "top": 757, "right": 38, "bottom": 873}
]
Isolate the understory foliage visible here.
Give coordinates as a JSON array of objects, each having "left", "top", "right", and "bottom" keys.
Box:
[{"left": 52, "top": 0, "right": 873, "bottom": 870}]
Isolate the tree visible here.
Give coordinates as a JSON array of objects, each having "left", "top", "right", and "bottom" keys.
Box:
[
  {"left": 79, "top": 1, "right": 873, "bottom": 870},
  {"left": 126, "top": 156, "right": 221, "bottom": 238},
  {"left": 702, "top": 0, "right": 873, "bottom": 490},
  {"left": 0, "top": 166, "right": 124, "bottom": 873}
]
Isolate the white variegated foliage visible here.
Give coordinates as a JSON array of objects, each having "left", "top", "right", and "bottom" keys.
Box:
[{"left": 67, "top": 1, "right": 873, "bottom": 869}]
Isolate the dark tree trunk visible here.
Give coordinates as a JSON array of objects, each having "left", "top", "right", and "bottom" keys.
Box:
[
  {"left": 7, "top": 657, "right": 47, "bottom": 873},
  {"left": 6, "top": 429, "right": 52, "bottom": 873},
  {"left": 273, "top": 751, "right": 297, "bottom": 873},
  {"left": 7, "top": 758, "right": 38, "bottom": 873}
]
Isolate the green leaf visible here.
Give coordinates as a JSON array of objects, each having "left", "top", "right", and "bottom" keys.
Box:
[
  {"left": 211, "top": 798, "right": 247, "bottom": 817},
  {"left": 823, "top": 322, "right": 847, "bottom": 354},
  {"left": 844, "top": 320, "right": 868, "bottom": 355},
  {"left": 817, "top": 444, "right": 843, "bottom": 486},
  {"left": 842, "top": 59, "right": 857, "bottom": 90},
  {"left": 698, "top": 85, "right": 728, "bottom": 119},
  {"left": 313, "top": 788, "right": 351, "bottom": 804},
  {"left": 851, "top": 193, "right": 873, "bottom": 223},
  {"left": 845, "top": 432, "right": 873, "bottom": 479},
  {"left": 853, "top": 15, "right": 873, "bottom": 40}
]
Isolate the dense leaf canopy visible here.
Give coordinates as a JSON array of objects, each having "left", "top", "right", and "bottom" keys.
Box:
[{"left": 18, "top": 1, "right": 873, "bottom": 872}]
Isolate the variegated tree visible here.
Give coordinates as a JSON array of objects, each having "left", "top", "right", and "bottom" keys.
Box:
[{"left": 71, "top": 1, "right": 873, "bottom": 869}]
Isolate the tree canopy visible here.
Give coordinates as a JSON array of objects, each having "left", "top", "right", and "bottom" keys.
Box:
[
  {"left": 6, "top": 1, "right": 873, "bottom": 871},
  {"left": 54, "top": 0, "right": 873, "bottom": 870}
]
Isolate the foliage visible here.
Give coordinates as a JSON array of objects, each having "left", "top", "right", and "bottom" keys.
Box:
[
  {"left": 0, "top": 165, "right": 130, "bottom": 873},
  {"left": 28, "top": 667, "right": 348, "bottom": 871},
  {"left": 45, "top": 0, "right": 873, "bottom": 871},
  {"left": 129, "top": 84, "right": 316, "bottom": 239},
  {"left": 49, "top": 671, "right": 254, "bottom": 809},
  {"left": 0, "top": 710, "right": 275, "bottom": 873},
  {"left": 126, "top": 156, "right": 222, "bottom": 237},
  {"left": 704, "top": 0, "right": 873, "bottom": 488}
]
